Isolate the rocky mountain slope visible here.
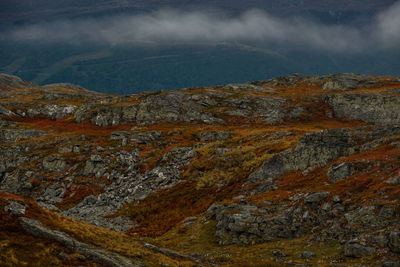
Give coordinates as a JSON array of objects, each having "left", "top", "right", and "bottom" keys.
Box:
[{"left": 0, "top": 73, "right": 400, "bottom": 266}]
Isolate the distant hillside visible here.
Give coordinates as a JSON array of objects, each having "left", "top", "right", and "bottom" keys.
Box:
[
  {"left": 1, "top": 0, "right": 399, "bottom": 94},
  {"left": 0, "top": 0, "right": 396, "bottom": 25}
]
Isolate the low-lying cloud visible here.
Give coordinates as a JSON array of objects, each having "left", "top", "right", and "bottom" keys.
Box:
[
  {"left": 3, "top": 1, "right": 400, "bottom": 52},
  {"left": 376, "top": 1, "right": 400, "bottom": 48}
]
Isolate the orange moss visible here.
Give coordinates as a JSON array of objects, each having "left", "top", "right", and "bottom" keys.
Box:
[{"left": 119, "top": 181, "right": 216, "bottom": 237}]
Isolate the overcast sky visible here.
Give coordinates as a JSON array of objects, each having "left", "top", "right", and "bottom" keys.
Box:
[{"left": 2, "top": 1, "right": 400, "bottom": 52}]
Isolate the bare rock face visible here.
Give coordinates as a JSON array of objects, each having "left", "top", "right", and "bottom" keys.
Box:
[{"left": 324, "top": 94, "right": 400, "bottom": 125}]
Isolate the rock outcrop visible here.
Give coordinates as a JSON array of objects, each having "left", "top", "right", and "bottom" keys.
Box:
[{"left": 325, "top": 94, "right": 400, "bottom": 125}]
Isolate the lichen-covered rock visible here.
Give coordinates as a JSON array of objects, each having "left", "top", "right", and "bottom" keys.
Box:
[
  {"left": 254, "top": 97, "right": 287, "bottom": 123},
  {"left": 42, "top": 155, "right": 68, "bottom": 172},
  {"left": 83, "top": 155, "right": 107, "bottom": 178},
  {"left": 0, "top": 129, "right": 44, "bottom": 143},
  {"left": 0, "top": 145, "right": 30, "bottom": 170},
  {"left": 74, "top": 104, "right": 95, "bottom": 123},
  {"left": 0, "top": 169, "right": 32, "bottom": 195},
  {"left": 136, "top": 93, "right": 183, "bottom": 124},
  {"left": 91, "top": 106, "right": 123, "bottom": 127},
  {"left": 41, "top": 104, "right": 78, "bottom": 120},
  {"left": 322, "top": 73, "right": 376, "bottom": 91},
  {"left": 136, "top": 92, "right": 222, "bottom": 125},
  {"left": 121, "top": 106, "right": 137, "bottom": 121}
]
